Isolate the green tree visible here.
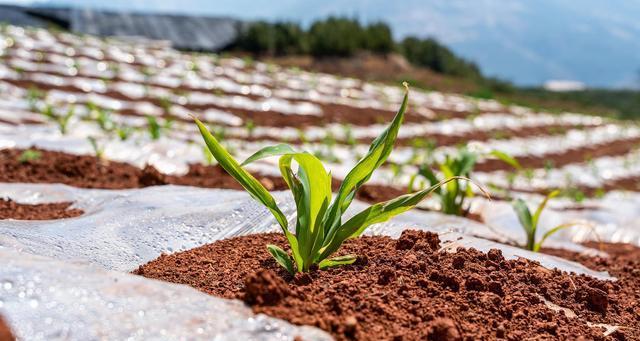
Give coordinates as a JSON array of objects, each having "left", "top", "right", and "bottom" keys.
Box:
[{"left": 308, "top": 17, "right": 364, "bottom": 57}]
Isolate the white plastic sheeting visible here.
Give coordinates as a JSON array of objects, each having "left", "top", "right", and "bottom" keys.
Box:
[
  {"left": 0, "top": 249, "right": 332, "bottom": 341},
  {"left": 477, "top": 191, "right": 640, "bottom": 247},
  {"left": 0, "top": 184, "right": 615, "bottom": 339},
  {"left": 0, "top": 184, "right": 612, "bottom": 277}
]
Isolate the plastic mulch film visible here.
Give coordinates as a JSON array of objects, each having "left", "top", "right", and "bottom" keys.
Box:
[
  {"left": 0, "top": 248, "right": 332, "bottom": 341},
  {"left": 0, "top": 183, "right": 612, "bottom": 278},
  {"left": 0, "top": 183, "right": 614, "bottom": 340}
]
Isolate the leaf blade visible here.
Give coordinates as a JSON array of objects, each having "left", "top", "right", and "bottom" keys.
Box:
[
  {"left": 193, "top": 117, "right": 289, "bottom": 230},
  {"left": 241, "top": 143, "right": 298, "bottom": 166},
  {"left": 267, "top": 244, "right": 295, "bottom": 275},
  {"left": 488, "top": 150, "right": 521, "bottom": 170},
  {"left": 319, "top": 176, "right": 474, "bottom": 260},
  {"left": 318, "top": 255, "right": 357, "bottom": 269},
  {"left": 323, "top": 83, "right": 410, "bottom": 244}
]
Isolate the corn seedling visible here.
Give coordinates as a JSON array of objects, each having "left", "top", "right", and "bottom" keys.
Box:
[
  {"left": 314, "top": 132, "right": 341, "bottom": 164},
  {"left": 42, "top": 105, "right": 74, "bottom": 134},
  {"left": 512, "top": 190, "right": 585, "bottom": 252},
  {"left": 116, "top": 125, "right": 134, "bottom": 141},
  {"left": 245, "top": 119, "right": 256, "bottom": 138},
  {"left": 194, "top": 84, "right": 475, "bottom": 274},
  {"left": 157, "top": 97, "right": 173, "bottom": 114},
  {"left": 87, "top": 137, "right": 105, "bottom": 160},
  {"left": 409, "top": 149, "right": 517, "bottom": 216},
  {"left": 26, "top": 87, "right": 45, "bottom": 111},
  {"left": 342, "top": 124, "right": 357, "bottom": 147},
  {"left": 18, "top": 149, "right": 42, "bottom": 163},
  {"left": 146, "top": 116, "right": 172, "bottom": 140},
  {"left": 88, "top": 102, "right": 115, "bottom": 132}
]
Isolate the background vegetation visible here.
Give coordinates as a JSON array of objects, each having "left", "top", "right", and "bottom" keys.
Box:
[{"left": 228, "top": 17, "right": 639, "bottom": 121}]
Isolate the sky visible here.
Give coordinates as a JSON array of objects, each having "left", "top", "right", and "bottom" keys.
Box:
[{"left": 2, "top": 0, "right": 640, "bottom": 88}]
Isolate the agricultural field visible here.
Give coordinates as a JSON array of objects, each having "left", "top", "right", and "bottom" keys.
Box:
[{"left": 0, "top": 25, "right": 639, "bottom": 340}]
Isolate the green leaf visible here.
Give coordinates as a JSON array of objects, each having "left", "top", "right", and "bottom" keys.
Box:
[
  {"left": 323, "top": 83, "right": 410, "bottom": 245},
  {"left": 319, "top": 177, "right": 467, "bottom": 261},
  {"left": 512, "top": 198, "right": 534, "bottom": 250},
  {"left": 241, "top": 143, "right": 298, "bottom": 166},
  {"left": 456, "top": 151, "right": 477, "bottom": 175},
  {"left": 489, "top": 150, "right": 521, "bottom": 170},
  {"left": 533, "top": 222, "right": 579, "bottom": 252},
  {"left": 532, "top": 190, "right": 560, "bottom": 229},
  {"left": 279, "top": 152, "right": 332, "bottom": 271},
  {"left": 193, "top": 117, "right": 289, "bottom": 231},
  {"left": 267, "top": 244, "right": 295, "bottom": 275},
  {"left": 147, "top": 115, "right": 161, "bottom": 140},
  {"left": 318, "top": 255, "right": 357, "bottom": 269},
  {"left": 418, "top": 165, "right": 441, "bottom": 189}
]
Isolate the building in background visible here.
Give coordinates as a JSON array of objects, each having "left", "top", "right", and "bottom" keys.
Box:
[{"left": 0, "top": 4, "right": 239, "bottom": 51}]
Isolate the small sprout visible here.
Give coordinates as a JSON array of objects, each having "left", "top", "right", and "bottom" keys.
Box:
[
  {"left": 18, "top": 149, "right": 42, "bottom": 163},
  {"left": 41, "top": 105, "right": 74, "bottom": 134},
  {"left": 390, "top": 163, "right": 403, "bottom": 180},
  {"left": 146, "top": 115, "right": 164, "bottom": 140},
  {"left": 188, "top": 61, "right": 200, "bottom": 73},
  {"left": 116, "top": 125, "right": 134, "bottom": 141},
  {"left": 212, "top": 125, "right": 227, "bottom": 141},
  {"left": 512, "top": 191, "right": 585, "bottom": 252},
  {"left": 88, "top": 103, "right": 114, "bottom": 132},
  {"left": 410, "top": 149, "right": 516, "bottom": 216},
  {"left": 59, "top": 107, "right": 75, "bottom": 134},
  {"left": 245, "top": 119, "right": 256, "bottom": 138},
  {"left": 314, "top": 132, "right": 340, "bottom": 164},
  {"left": 157, "top": 97, "right": 173, "bottom": 114},
  {"left": 296, "top": 128, "right": 308, "bottom": 144},
  {"left": 342, "top": 124, "right": 357, "bottom": 147},
  {"left": 522, "top": 168, "right": 535, "bottom": 183},
  {"left": 87, "top": 136, "right": 105, "bottom": 160},
  {"left": 562, "top": 187, "right": 586, "bottom": 203},
  {"left": 26, "top": 87, "right": 45, "bottom": 111},
  {"left": 193, "top": 83, "right": 480, "bottom": 274},
  {"left": 593, "top": 188, "right": 606, "bottom": 199},
  {"left": 12, "top": 65, "right": 25, "bottom": 75},
  {"left": 544, "top": 160, "right": 555, "bottom": 174}
]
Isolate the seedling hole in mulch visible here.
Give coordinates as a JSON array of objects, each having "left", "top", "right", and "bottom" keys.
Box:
[{"left": 135, "top": 230, "right": 638, "bottom": 340}]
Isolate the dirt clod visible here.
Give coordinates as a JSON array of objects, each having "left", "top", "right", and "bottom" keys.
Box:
[
  {"left": 426, "top": 318, "right": 461, "bottom": 341},
  {"left": 244, "top": 270, "right": 290, "bottom": 305}
]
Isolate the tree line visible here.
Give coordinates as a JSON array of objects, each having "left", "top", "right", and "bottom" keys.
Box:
[{"left": 228, "top": 17, "right": 485, "bottom": 81}]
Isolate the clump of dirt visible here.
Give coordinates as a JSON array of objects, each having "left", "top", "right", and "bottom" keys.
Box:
[
  {"left": 0, "top": 198, "right": 83, "bottom": 220},
  {"left": 135, "top": 231, "right": 637, "bottom": 340},
  {"left": 0, "top": 316, "right": 14, "bottom": 341}
]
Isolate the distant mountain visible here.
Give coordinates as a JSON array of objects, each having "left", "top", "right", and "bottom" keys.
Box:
[{"left": 3, "top": 0, "right": 640, "bottom": 88}]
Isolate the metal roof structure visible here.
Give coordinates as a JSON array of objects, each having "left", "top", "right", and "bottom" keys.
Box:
[{"left": 0, "top": 5, "right": 240, "bottom": 52}]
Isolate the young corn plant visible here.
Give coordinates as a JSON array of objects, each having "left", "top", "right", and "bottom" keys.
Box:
[
  {"left": 193, "top": 84, "right": 469, "bottom": 274},
  {"left": 146, "top": 116, "right": 173, "bottom": 140},
  {"left": 87, "top": 136, "right": 105, "bottom": 160},
  {"left": 116, "top": 125, "right": 134, "bottom": 141},
  {"left": 409, "top": 149, "right": 517, "bottom": 216},
  {"left": 512, "top": 190, "right": 583, "bottom": 252},
  {"left": 88, "top": 102, "right": 115, "bottom": 132},
  {"left": 42, "top": 105, "right": 75, "bottom": 135},
  {"left": 18, "top": 149, "right": 42, "bottom": 163}
]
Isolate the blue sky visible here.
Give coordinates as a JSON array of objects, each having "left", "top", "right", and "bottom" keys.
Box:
[{"left": 2, "top": 0, "right": 640, "bottom": 88}]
